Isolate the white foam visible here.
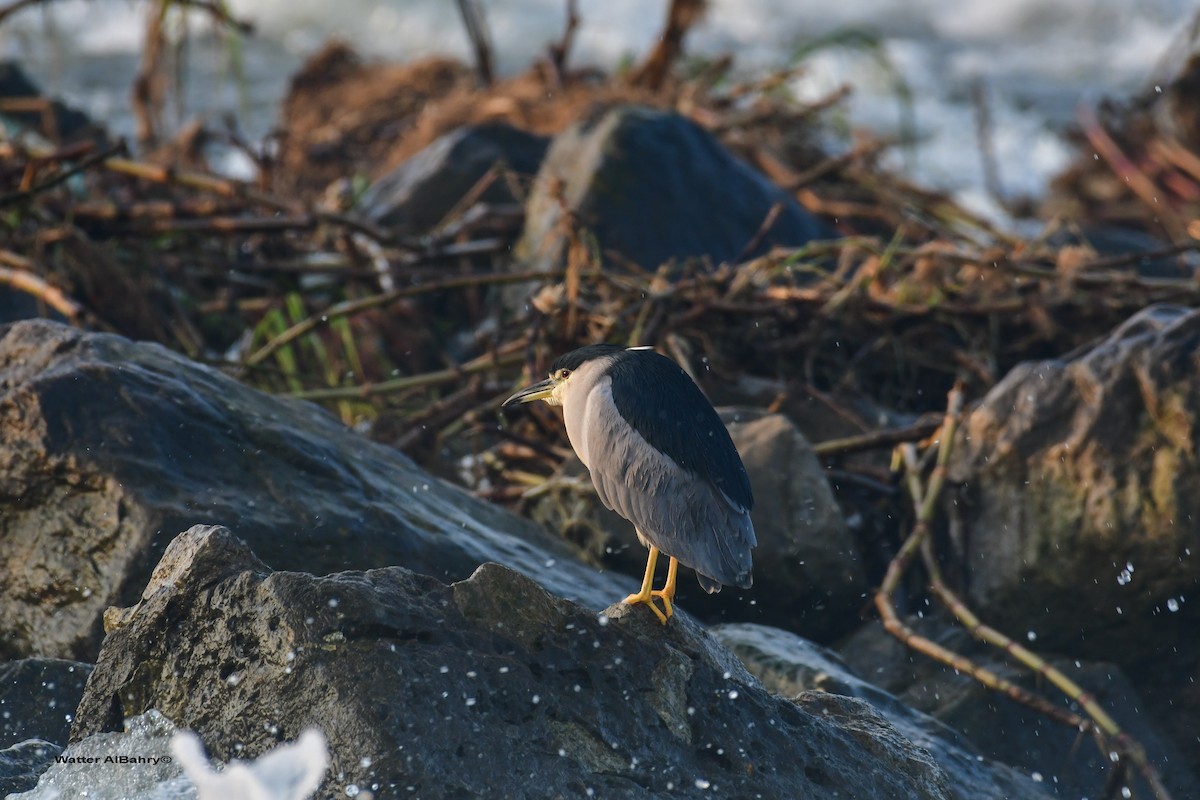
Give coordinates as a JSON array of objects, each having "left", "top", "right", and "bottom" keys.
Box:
[{"left": 10, "top": 712, "right": 329, "bottom": 800}]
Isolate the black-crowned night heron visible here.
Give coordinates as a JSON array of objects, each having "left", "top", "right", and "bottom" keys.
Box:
[{"left": 503, "top": 344, "right": 755, "bottom": 623}]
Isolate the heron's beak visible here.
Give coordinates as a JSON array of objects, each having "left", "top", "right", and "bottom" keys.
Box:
[{"left": 502, "top": 378, "right": 556, "bottom": 407}]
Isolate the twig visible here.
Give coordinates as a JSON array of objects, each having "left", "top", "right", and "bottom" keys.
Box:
[
  {"left": 0, "top": 263, "right": 83, "bottom": 321},
  {"left": 245, "top": 269, "right": 588, "bottom": 367},
  {"left": 173, "top": 0, "right": 254, "bottom": 35},
  {"left": 625, "top": 0, "right": 705, "bottom": 91},
  {"left": 874, "top": 387, "right": 1086, "bottom": 730},
  {"left": 0, "top": 0, "right": 49, "bottom": 25},
  {"left": 291, "top": 342, "right": 525, "bottom": 402},
  {"left": 454, "top": 0, "right": 495, "bottom": 86},
  {"left": 812, "top": 417, "right": 943, "bottom": 459},
  {"left": 133, "top": 0, "right": 169, "bottom": 147},
  {"left": 0, "top": 141, "right": 124, "bottom": 208},
  {"left": 732, "top": 202, "right": 784, "bottom": 264},
  {"left": 546, "top": 0, "right": 580, "bottom": 79},
  {"left": 885, "top": 388, "right": 1175, "bottom": 800},
  {"left": 970, "top": 78, "right": 1004, "bottom": 205},
  {"left": 1078, "top": 104, "right": 1187, "bottom": 242}
]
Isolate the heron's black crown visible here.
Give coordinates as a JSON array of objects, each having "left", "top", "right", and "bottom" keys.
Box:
[{"left": 550, "top": 344, "right": 627, "bottom": 374}]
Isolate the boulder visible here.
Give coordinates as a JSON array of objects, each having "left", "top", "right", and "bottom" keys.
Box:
[
  {"left": 0, "top": 740, "right": 61, "bottom": 798},
  {"left": 357, "top": 122, "right": 548, "bottom": 236},
  {"left": 0, "top": 319, "right": 633, "bottom": 662},
  {"left": 74, "top": 525, "right": 960, "bottom": 799},
  {"left": 534, "top": 411, "right": 866, "bottom": 638},
  {"left": 515, "top": 105, "right": 833, "bottom": 277},
  {"left": 0, "top": 659, "right": 92, "bottom": 747},
  {"left": 948, "top": 304, "right": 1200, "bottom": 660},
  {"left": 712, "top": 623, "right": 1053, "bottom": 800},
  {"left": 0, "top": 62, "right": 105, "bottom": 145},
  {"left": 837, "top": 619, "right": 1199, "bottom": 800}
]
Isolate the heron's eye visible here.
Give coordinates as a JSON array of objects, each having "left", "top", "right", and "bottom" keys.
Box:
[{"left": 558, "top": 369, "right": 572, "bottom": 380}]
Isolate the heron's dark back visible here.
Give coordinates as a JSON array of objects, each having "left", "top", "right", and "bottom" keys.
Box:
[{"left": 604, "top": 350, "right": 753, "bottom": 511}]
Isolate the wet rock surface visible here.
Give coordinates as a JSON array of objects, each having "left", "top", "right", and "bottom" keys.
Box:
[
  {"left": 515, "top": 105, "right": 833, "bottom": 277},
  {"left": 837, "top": 620, "right": 1199, "bottom": 800},
  {"left": 0, "top": 320, "right": 632, "bottom": 662},
  {"left": 949, "top": 304, "right": 1200, "bottom": 660},
  {"left": 73, "top": 525, "right": 961, "bottom": 799},
  {"left": 0, "top": 740, "right": 62, "bottom": 797},
  {"left": 711, "top": 623, "right": 1054, "bottom": 800},
  {"left": 0, "top": 659, "right": 92, "bottom": 748}
]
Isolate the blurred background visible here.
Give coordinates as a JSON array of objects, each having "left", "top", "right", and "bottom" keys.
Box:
[{"left": 2, "top": 0, "right": 1194, "bottom": 213}]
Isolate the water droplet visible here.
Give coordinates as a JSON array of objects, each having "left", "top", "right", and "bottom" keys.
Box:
[
  {"left": 1026, "top": 630, "right": 1037, "bottom": 642},
  {"left": 1031, "top": 772, "right": 1043, "bottom": 783},
  {"left": 695, "top": 779, "right": 711, "bottom": 790},
  {"left": 1167, "top": 597, "right": 1180, "bottom": 612}
]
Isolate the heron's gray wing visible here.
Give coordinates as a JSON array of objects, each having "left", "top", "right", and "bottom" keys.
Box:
[{"left": 584, "top": 380, "right": 755, "bottom": 591}]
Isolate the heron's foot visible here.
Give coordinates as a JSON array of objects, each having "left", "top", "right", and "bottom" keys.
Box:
[
  {"left": 650, "top": 588, "right": 674, "bottom": 620},
  {"left": 622, "top": 589, "right": 670, "bottom": 624}
]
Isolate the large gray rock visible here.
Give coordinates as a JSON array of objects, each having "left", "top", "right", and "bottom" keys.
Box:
[
  {"left": 712, "top": 623, "right": 1053, "bottom": 800},
  {"left": 358, "top": 122, "right": 548, "bottom": 236},
  {"left": 837, "top": 619, "right": 1199, "bottom": 800},
  {"left": 0, "top": 320, "right": 634, "bottom": 662},
  {"left": 74, "top": 525, "right": 958, "bottom": 799},
  {"left": 948, "top": 304, "right": 1200, "bottom": 661},
  {"left": 515, "top": 105, "right": 833, "bottom": 276},
  {"left": 0, "top": 659, "right": 92, "bottom": 747}
]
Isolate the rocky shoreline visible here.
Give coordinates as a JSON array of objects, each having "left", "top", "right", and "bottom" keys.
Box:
[{"left": 1, "top": 308, "right": 1196, "bottom": 798}]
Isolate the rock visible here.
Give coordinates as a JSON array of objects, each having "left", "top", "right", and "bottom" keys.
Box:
[
  {"left": 535, "top": 411, "right": 865, "bottom": 638},
  {"left": 0, "top": 62, "right": 105, "bottom": 144},
  {"left": 515, "top": 105, "right": 833, "bottom": 277},
  {"left": 0, "top": 319, "right": 634, "bottom": 662},
  {"left": 720, "top": 411, "right": 865, "bottom": 637},
  {"left": 712, "top": 623, "right": 1054, "bottom": 800},
  {"left": 837, "top": 619, "right": 1199, "bottom": 800},
  {"left": 0, "top": 740, "right": 61, "bottom": 798},
  {"left": 1045, "top": 226, "right": 1196, "bottom": 279},
  {"left": 358, "top": 122, "right": 548, "bottom": 236},
  {"left": 0, "top": 659, "right": 93, "bottom": 747},
  {"left": 948, "top": 304, "right": 1200, "bottom": 661},
  {"left": 74, "top": 525, "right": 962, "bottom": 799}
]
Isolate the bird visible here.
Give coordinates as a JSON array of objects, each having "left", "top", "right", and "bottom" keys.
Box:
[{"left": 502, "top": 344, "right": 755, "bottom": 623}]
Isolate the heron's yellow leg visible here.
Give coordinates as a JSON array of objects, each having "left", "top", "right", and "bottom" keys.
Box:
[
  {"left": 650, "top": 557, "right": 678, "bottom": 620},
  {"left": 622, "top": 546, "right": 668, "bottom": 624}
]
